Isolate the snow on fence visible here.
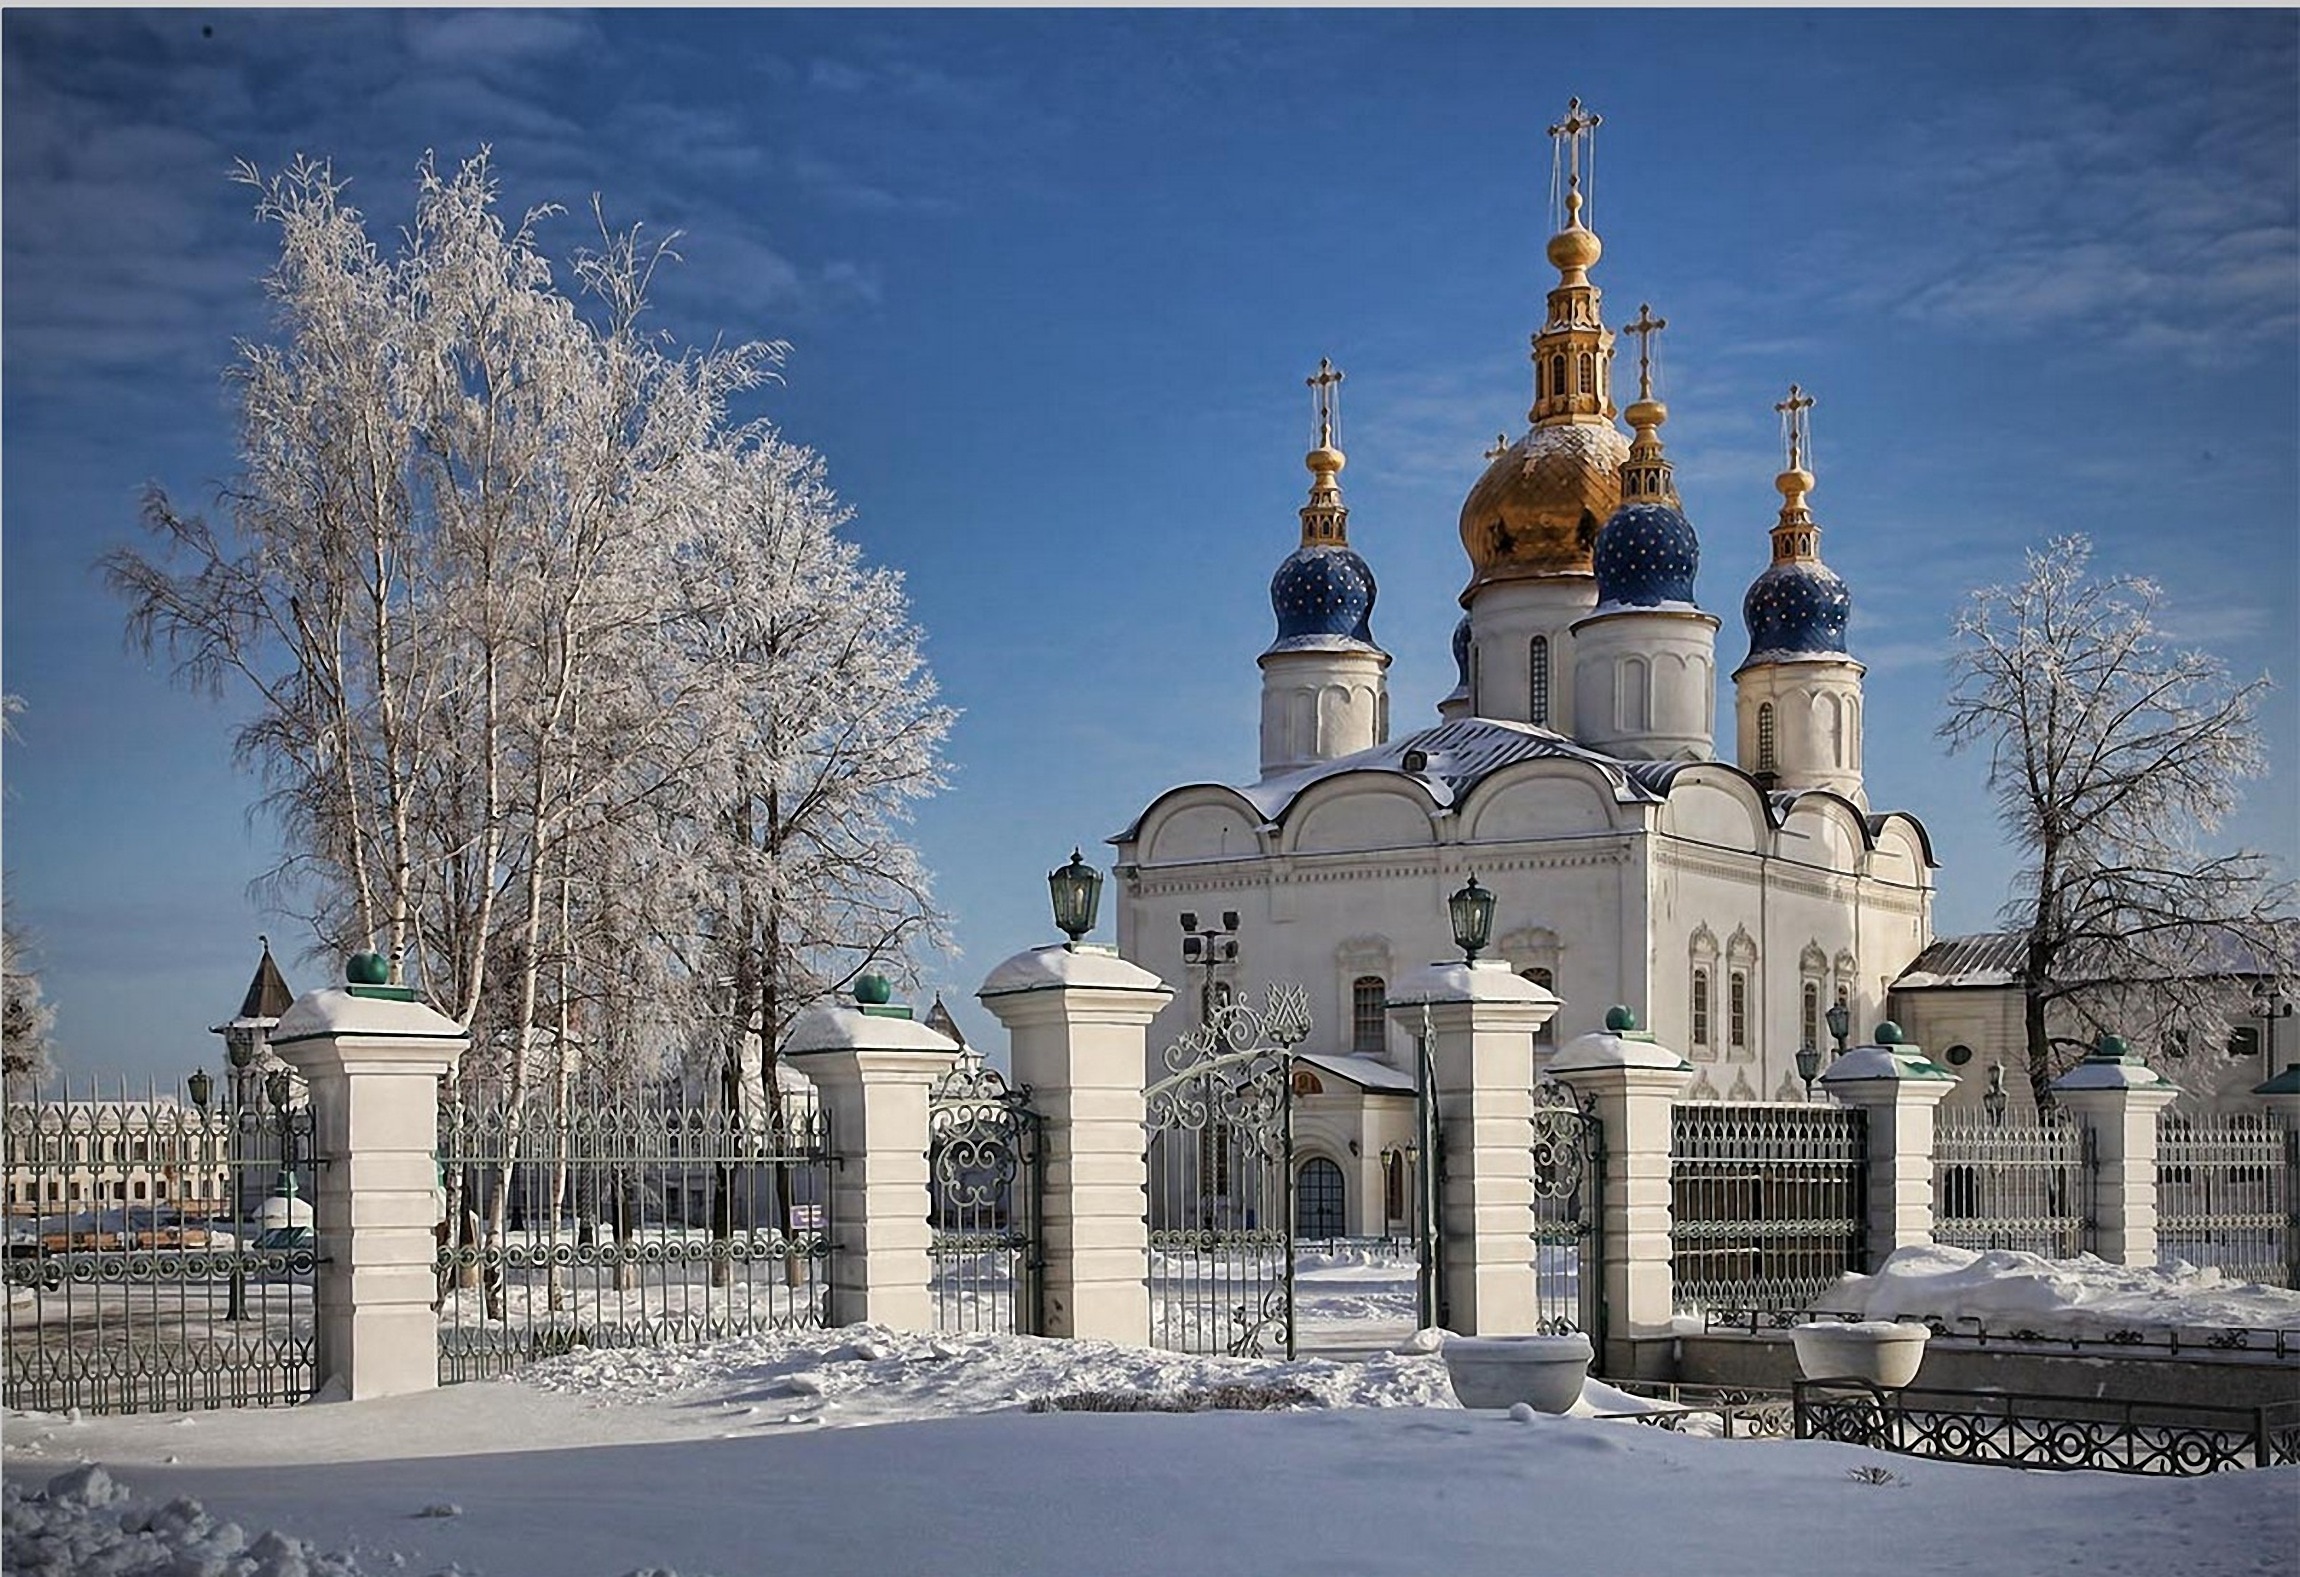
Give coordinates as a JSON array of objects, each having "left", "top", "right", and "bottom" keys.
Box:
[
  {"left": 1670, "top": 1102, "right": 1867, "bottom": 1314},
  {"left": 2155, "top": 1110, "right": 2295, "bottom": 1290},
  {"left": 434, "top": 1075, "right": 832, "bottom": 1383},
  {"left": 1932, "top": 1106, "right": 2092, "bottom": 1259}
]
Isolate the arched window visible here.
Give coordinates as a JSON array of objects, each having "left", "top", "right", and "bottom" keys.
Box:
[
  {"left": 1297, "top": 1157, "right": 1346, "bottom": 1239},
  {"left": 1352, "top": 975, "right": 1387, "bottom": 1056},
  {"left": 1529, "top": 635, "right": 1551, "bottom": 726},
  {"left": 1801, "top": 981, "right": 1820, "bottom": 1051},
  {"left": 1757, "top": 702, "right": 1777, "bottom": 773},
  {"left": 1551, "top": 354, "right": 1566, "bottom": 402},
  {"left": 1691, "top": 967, "right": 1712, "bottom": 1048},
  {"left": 1578, "top": 352, "right": 1594, "bottom": 395},
  {"left": 1729, "top": 970, "right": 1749, "bottom": 1050}
]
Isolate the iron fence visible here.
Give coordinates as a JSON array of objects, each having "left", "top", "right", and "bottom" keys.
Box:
[
  {"left": 1702, "top": 1306, "right": 2300, "bottom": 1359},
  {"left": 1794, "top": 1378, "right": 2300, "bottom": 1475},
  {"left": 4, "top": 1078, "right": 318, "bottom": 1414},
  {"left": 1671, "top": 1102, "right": 1867, "bottom": 1313},
  {"left": 1529, "top": 1078, "right": 1602, "bottom": 1340},
  {"left": 1932, "top": 1106, "right": 2092, "bottom": 1258},
  {"left": 1592, "top": 1380, "right": 1795, "bottom": 1439},
  {"left": 435, "top": 1073, "right": 830, "bottom": 1383},
  {"left": 2155, "top": 1110, "right": 2294, "bottom": 1289}
]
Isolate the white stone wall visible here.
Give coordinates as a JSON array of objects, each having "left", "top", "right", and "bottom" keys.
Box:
[
  {"left": 1463, "top": 578, "right": 1595, "bottom": 732},
  {"left": 1568, "top": 608, "right": 1720, "bottom": 761},
  {"left": 1733, "top": 656, "right": 1867, "bottom": 806},
  {"left": 1257, "top": 647, "right": 1391, "bottom": 778}
]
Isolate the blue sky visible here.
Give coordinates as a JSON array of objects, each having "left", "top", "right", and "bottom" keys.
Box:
[{"left": 4, "top": 9, "right": 2295, "bottom": 1087}]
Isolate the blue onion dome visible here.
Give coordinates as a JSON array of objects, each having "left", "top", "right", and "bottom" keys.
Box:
[
  {"left": 1593, "top": 502, "right": 1701, "bottom": 607},
  {"left": 1268, "top": 546, "right": 1379, "bottom": 650},
  {"left": 1741, "top": 460, "right": 1852, "bottom": 662},
  {"left": 1450, "top": 614, "right": 1473, "bottom": 687},
  {"left": 1742, "top": 558, "right": 1850, "bottom": 660}
]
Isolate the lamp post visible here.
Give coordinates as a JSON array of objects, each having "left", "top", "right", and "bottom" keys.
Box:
[
  {"left": 1048, "top": 848, "right": 1104, "bottom": 950},
  {"left": 1982, "top": 1062, "right": 2008, "bottom": 1129},
  {"left": 1179, "top": 909, "right": 1241, "bottom": 1025},
  {"left": 1795, "top": 1041, "right": 1822, "bottom": 1103},
  {"left": 1447, "top": 874, "right": 1496, "bottom": 963},
  {"left": 1824, "top": 998, "right": 1851, "bottom": 1062}
]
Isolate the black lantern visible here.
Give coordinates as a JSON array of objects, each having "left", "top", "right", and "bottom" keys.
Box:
[
  {"left": 265, "top": 1068, "right": 293, "bottom": 1113},
  {"left": 1982, "top": 1062, "right": 2008, "bottom": 1129},
  {"left": 1795, "top": 1041, "right": 1822, "bottom": 1101},
  {"left": 1447, "top": 874, "right": 1496, "bottom": 963},
  {"left": 1824, "top": 998, "right": 1851, "bottom": 1055},
  {"left": 186, "top": 1068, "right": 213, "bottom": 1110},
  {"left": 1049, "top": 848, "right": 1103, "bottom": 948}
]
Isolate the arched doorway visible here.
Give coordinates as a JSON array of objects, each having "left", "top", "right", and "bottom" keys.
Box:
[{"left": 1297, "top": 1156, "right": 1345, "bottom": 1241}]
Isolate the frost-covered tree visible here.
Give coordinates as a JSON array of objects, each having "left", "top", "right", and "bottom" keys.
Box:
[
  {"left": 102, "top": 150, "right": 949, "bottom": 1109},
  {"left": 3, "top": 919, "right": 58, "bottom": 1102},
  {"left": 1939, "top": 534, "right": 2296, "bottom": 1106}
]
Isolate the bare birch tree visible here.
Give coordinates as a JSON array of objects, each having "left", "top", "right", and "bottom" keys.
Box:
[
  {"left": 3, "top": 920, "right": 58, "bottom": 1102},
  {"left": 1939, "top": 534, "right": 2296, "bottom": 1106}
]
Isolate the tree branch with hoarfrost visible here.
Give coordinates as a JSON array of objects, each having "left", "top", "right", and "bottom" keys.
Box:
[{"left": 1938, "top": 534, "right": 2296, "bottom": 1107}]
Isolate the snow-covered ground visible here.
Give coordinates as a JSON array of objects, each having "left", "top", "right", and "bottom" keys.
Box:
[
  {"left": 1808, "top": 1244, "right": 2300, "bottom": 1338},
  {"left": 5, "top": 1249, "right": 2295, "bottom": 1577}
]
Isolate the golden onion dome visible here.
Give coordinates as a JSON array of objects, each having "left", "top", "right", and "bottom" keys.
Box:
[
  {"left": 1547, "top": 222, "right": 1602, "bottom": 276},
  {"left": 1457, "top": 419, "right": 1629, "bottom": 594}
]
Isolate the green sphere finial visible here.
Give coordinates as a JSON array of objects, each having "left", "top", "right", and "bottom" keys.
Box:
[
  {"left": 1605, "top": 1004, "right": 1637, "bottom": 1033},
  {"left": 347, "top": 951, "right": 390, "bottom": 987},
  {"left": 1874, "top": 1020, "right": 1905, "bottom": 1045},
  {"left": 2096, "top": 1033, "right": 2129, "bottom": 1060},
  {"left": 854, "top": 974, "right": 893, "bottom": 1007}
]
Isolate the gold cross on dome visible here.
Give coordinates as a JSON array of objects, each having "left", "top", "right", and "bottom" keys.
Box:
[
  {"left": 1307, "top": 357, "right": 1345, "bottom": 448},
  {"left": 1624, "top": 303, "right": 1666, "bottom": 401},
  {"left": 1776, "top": 383, "right": 1817, "bottom": 472}
]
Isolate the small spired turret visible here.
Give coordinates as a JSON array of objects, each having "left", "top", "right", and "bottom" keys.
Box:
[
  {"left": 1258, "top": 359, "right": 1391, "bottom": 778},
  {"left": 1733, "top": 385, "right": 1866, "bottom": 805},
  {"left": 1570, "top": 305, "right": 1719, "bottom": 760}
]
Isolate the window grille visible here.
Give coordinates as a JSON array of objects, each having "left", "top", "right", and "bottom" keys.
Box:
[
  {"left": 1757, "top": 702, "right": 1776, "bottom": 773},
  {"left": 1691, "top": 968, "right": 1711, "bottom": 1047},
  {"left": 1352, "top": 975, "right": 1387, "bottom": 1056},
  {"left": 1729, "top": 971, "right": 1749, "bottom": 1049},
  {"left": 1529, "top": 636, "right": 1551, "bottom": 726}
]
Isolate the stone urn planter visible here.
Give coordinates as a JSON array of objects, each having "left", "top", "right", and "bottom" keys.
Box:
[
  {"left": 1442, "top": 1333, "right": 1594, "bottom": 1413},
  {"left": 1790, "top": 1320, "right": 1931, "bottom": 1388}
]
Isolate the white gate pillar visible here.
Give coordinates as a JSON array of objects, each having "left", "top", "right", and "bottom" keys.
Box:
[
  {"left": 2053, "top": 1035, "right": 2179, "bottom": 1267},
  {"left": 1549, "top": 1007, "right": 1693, "bottom": 1378},
  {"left": 1818, "top": 1022, "right": 1957, "bottom": 1269},
  {"left": 1386, "top": 959, "right": 1559, "bottom": 1336},
  {"left": 979, "top": 944, "right": 1171, "bottom": 1344},
  {"left": 270, "top": 955, "right": 468, "bottom": 1401},
  {"left": 785, "top": 989, "right": 961, "bottom": 1331}
]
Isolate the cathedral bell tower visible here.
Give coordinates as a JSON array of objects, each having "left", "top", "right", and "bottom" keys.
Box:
[
  {"left": 1733, "top": 386, "right": 1866, "bottom": 805},
  {"left": 1258, "top": 359, "right": 1391, "bottom": 778}
]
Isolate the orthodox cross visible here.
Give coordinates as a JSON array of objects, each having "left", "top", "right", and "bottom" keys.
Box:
[
  {"left": 1484, "top": 433, "right": 1511, "bottom": 460},
  {"left": 1776, "top": 383, "right": 1817, "bottom": 472},
  {"left": 1548, "top": 96, "right": 1601, "bottom": 199},
  {"left": 1307, "top": 357, "right": 1344, "bottom": 448},
  {"left": 1624, "top": 303, "right": 1666, "bottom": 401}
]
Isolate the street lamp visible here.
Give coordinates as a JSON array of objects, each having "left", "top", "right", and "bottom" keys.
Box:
[
  {"left": 1795, "top": 1041, "right": 1823, "bottom": 1102},
  {"left": 1048, "top": 848, "right": 1103, "bottom": 948},
  {"left": 186, "top": 1068, "right": 213, "bottom": 1111},
  {"left": 1982, "top": 1062, "right": 2008, "bottom": 1129},
  {"left": 1180, "top": 910, "right": 1241, "bottom": 1024},
  {"left": 1448, "top": 874, "right": 1496, "bottom": 963},
  {"left": 1824, "top": 998, "right": 1851, "bottom": 1059}
]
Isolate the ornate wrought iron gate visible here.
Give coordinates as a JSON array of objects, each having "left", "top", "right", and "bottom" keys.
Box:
[
  {"left": 1530, "top": 1078, "right": 1604, "bottom": 1343},
  {"left": 928, "top": 1053, "right": 1041, "bottom": 1335},
  {"left": 4, "top": 1077, "right": 319, "bottom": 1414},
  {"left": 1145, "top": 982, "right": 1311, "bottom": 1357}
]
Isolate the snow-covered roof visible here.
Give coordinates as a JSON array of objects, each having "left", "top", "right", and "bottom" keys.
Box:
[
  {"left": 1891, "top": 932, "right": 2026, "bottom": 990},
  {"left": 1297, "top": 1052, "right": 1416, "bottom": 1093}
]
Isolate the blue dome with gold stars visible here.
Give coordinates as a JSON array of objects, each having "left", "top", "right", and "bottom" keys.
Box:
[
  {"left": 1268, "top": 547, "right": 1379, "bottom": 652},
  {"left": 1593, "top": 501, "right": 1701, "bottom": 607},
  {"left": 1743, "top": 559, "right": 1851, "bottom": 661}
]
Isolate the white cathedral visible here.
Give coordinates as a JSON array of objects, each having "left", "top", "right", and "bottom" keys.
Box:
[{"left": 1110, "top": 105, "right": 1937, "bottom": 1239}]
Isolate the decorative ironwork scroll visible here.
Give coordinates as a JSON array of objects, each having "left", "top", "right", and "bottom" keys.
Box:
[
  {"left": 1670, "top": 1101, "right": 1867, "bottom": 1314},
  {"left": 928, "top": 1053, "right": 1040, "bottom": 1336},
  {"left": 1145, "top": 982, "right": 1312, "bottom": 1359},
  {"left": 1529, "top": 1078, "right": 1603, "bottom": 1341}
]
